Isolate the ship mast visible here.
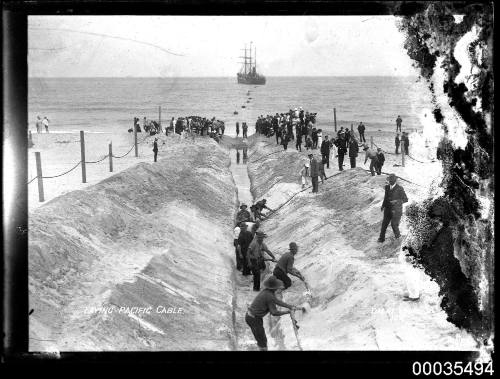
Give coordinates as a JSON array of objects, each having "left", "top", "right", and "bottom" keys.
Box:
[{"left": 249, "top": 41, "right": 253, "bottom": 73}]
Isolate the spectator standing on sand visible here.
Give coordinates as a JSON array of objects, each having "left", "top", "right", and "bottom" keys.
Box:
[
  {"left": 320, "top": 135, "right": 331, "bottom": 169},
  {"left": 281, "top": 131, "right": 290, "bottom": 150},
  {"left": 317, "top": 129, "right": 323, "bottom": 148},
  {"left": 236, "top": 122, "right": 240, "bottom": 137},
  {"left": 358, "top": 122, "right": 366, "bottom": 142},
  {"left": 402, "top": 132, "right": 410, "bottom": 155},
  {"left": 308, "top": 153, "right": 319, "bottom": 193},
  {"left": 305, "top": 135, "right": 313, "bottom": 150},
  {"left": 312, "top": 128, "right": 318, "bottom": 149},
  {"left": 299, "top": 162, "right": 309, "bottom": 188},
  {"left": 246, "top": 276, "right": 303, "bottom": 351},
  {"left": 396, "top": 115, "right": 403, "bottom": 133},
  {"left": 42, "top": 117, "right": 49, "bottom": 133},
  {"left": 247, "top": 231, "right": 277, "bottom": 291},
  {"left": 363, "top": 144, "right": 378, "bottom": 176},
  {"left": 295, "top": 130, "right": 303, "bottom": 152},
  {"left": 35, "top": 116, "right": 42, "bottom": 133},
  {"left": 348, "top": 136, "right": 359, "bottom": 168},
  {"left": 335, "top": 133, "right": 347, "bottom": 171},
  {"left": 273, "top": 242, "right": 305, "bottom": 290},
  {"left": 238, "top": 223, "right": 254, "bottom": 276},
  {"left": 378, "top": 174, "right": 408, "bottom": 242},
  {"left": 242, "top": 122, "right": 248, "bottom": 138},
  {"left": 395, "top": 133, "right": 401, "bottom": 154},
  {"left": 153, "top": 138, "right": 158, "bottom": 162},
  {"left": 375, "top": 148, "right": 385, "bottom": 175}
]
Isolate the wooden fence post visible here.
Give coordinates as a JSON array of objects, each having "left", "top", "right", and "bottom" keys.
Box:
[
  {"left": 80, "top": 130, "right": 86, "bottom": 183},
  {"left": 109, "top": 142, "right": 113, "bottom": 172},
  {"left": 134, "top": 120, "right": 138, "bottom": 157},
  {"left": 370, "top": 136, "right": 373, "bottom": 149},
  {"left": 35, "top": 151, "right": 44, "bottom": 202},
  {"left": 159, "top": 106, "right": 161, "bottom": 129},
  {"left": 28, "top": 130, "right": 33, "bottom": 148},
  {"left": 351, "top": 123, "right": 353, "bottom": 132},
  {"left": 333, "top": 108, "right": 337, "bottom": 132}
]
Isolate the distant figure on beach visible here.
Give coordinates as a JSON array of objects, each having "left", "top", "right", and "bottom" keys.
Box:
[
  {"left": 363, "top": 144, "right": 378, "bottom": 176},
  {"left": 35, "top": 116, "right": 42, "bottom": 133},
  {"left": 281, "top": 131, "right": 289, "bottom": 150},
  {"left": 378, "top": 174, "right": 408, "bottom": 243},
  {"left": 335, "top": 131, "right": 347, "bottom": 171},
  {"left": 308, "top": 153, "right": 319, "bottom": 193},
  {"left": 153, "top": 138, "right": 158, "bottom": 162},
  {"left": 395, "top": 133, "right": 401, "bottom": 154},
  {"left": 42, "top": 117, "right": 49, "bottom": 133},
  {"left": 243, "top": 146, "right": 248, "bottom": 164},
  {"left": 242, "top": 122, "right": 248, "bottom": 138},
  {"left": 299, "top": 162, "right": 309, "bottom": 188},
  {"left": 320, "top": 135, "right": 331, "bottom": 169},
  {"left": 375, "top": 148, "right": 385, "bottom": 175},
  {"left": 295, "top": 130, "right": 302, "bottom": 152},
  {"left": 402, "top": 132, "right": 410, "bottom": 154},
  {"left": 319, "top": 157, "right": 327, "bottom": 184},
  {"left": 170, "top": 117, "right": 175, "bottom": 134},
  {"left": 357, "top": 122, "right": 366, "bottom": 142},
  {"left": 348, "top": 136, "right": 359, "bottom": 168},
  {"left": 236, "top": 150, "right": 240, "bottom": 164},
  {"left": 396, "top": 115, "right": 402, "bottom": 133},
  {"left": 236, "top": 122, "right": 240, "bottom": 137}
]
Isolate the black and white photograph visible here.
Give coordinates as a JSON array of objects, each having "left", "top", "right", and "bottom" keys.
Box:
[{"left": 3, "top": 0, "right": 494, "bottom": 372}]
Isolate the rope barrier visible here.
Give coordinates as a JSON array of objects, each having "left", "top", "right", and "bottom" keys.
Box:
[
  {"left": 361, "top": 168, "right": 425, "bottom": 188},
  {"left": 372, "top": 141, "right": 397, "bottom": 156},
  {"left": 85, "top": 155, "right": 109, "bottom": 164},
  {"left": 27, "top": 176, "right": 38, "bottom": 185},
  {"left": 112, "top": 144, "right": 136, "bottom": 159},
  {"left": 42, "top": 161, "right": 82, "bottom": 179}
]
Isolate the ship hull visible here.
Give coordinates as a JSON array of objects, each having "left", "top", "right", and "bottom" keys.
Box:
[{"left": 237, "top": 74, "right": 266, "bottom": 85}]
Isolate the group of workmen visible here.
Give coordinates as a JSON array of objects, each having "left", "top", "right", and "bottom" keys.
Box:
[
  {"left": 235, "top": 172, "right": 409, "bottom": 350},
  {"left": 233, "top": 200, "right": 307, "bottom": 351}
]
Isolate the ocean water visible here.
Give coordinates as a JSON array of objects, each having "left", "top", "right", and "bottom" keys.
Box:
[{"left": 28, "top": 76, "right": 434, "bottom": 137}]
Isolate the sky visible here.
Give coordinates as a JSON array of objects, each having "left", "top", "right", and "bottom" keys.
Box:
[{"left": 28, "top": 16, "right": 420, "bottom": 77}]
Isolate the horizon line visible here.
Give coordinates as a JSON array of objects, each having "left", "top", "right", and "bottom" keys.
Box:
[{"left": 29, "top": 75, "right": 419, "bottom": 79}]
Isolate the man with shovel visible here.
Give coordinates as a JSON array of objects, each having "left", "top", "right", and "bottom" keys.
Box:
[
  {"left": 273, "top": 242, "right": 305, "bottom": 290},
  {"left": 246, "top": 276, "right": 304, "bottom": 351},
  {"left": 247, "top": 231, "right": 277, "bottom": 291}
]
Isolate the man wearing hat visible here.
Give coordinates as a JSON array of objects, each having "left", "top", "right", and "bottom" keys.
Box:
[
  {"left": 378, "top": 174, "right": 408, "bottom": 242},
  {"left": 237, "top": 222, "right": 254, "bottom": 276},
  {"left": 308, "top": 153, "right": 319, "bottom": 193},
  {"left": 246, "top": 275, "right": 303, "bottom": 351},
  {"left": 236, "top": 204, "right": 251, "bottom": 224},
  {"left": 247, "top": 231, "right": 277, "bottom": 291},
  {"left": 363, "top": 144, "right": 378, "bottom": 176},
  {"left": 273, "top": 242, "right": 305, "bottom": 289}
]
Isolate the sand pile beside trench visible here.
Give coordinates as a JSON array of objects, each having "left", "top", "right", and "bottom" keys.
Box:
[
  {"left": 246, "top": 137, "right": 477, "bottom": 350},
  {"left": 29, "top": 137, "right": 238, "bottom": 351}
]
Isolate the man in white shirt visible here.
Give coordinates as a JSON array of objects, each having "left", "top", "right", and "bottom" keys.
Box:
[{"left": 42, "top": 117, "right": 49, "bottom": 133}]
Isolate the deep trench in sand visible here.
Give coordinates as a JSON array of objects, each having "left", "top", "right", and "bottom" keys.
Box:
[{"left": 28, "top": 136, "right": 479, "bottom": 351}]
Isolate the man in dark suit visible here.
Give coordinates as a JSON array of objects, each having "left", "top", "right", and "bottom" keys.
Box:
[
  {"left": 378, "top": 174, "right": 408, "bottom": 242},
  {"left": 308, "top": 153, "right": 319, "bottom": 193},
  {"left": 320, "top": 136, "right": 331, "bottom": 169}
]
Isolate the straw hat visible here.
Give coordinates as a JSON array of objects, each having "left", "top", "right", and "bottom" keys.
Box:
[{"left": 263, "top": 276, "right": 285, "bottom": 290}]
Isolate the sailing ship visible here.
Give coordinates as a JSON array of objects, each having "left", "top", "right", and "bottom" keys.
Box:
[{"left": 237, "top": 42, "right": 266, "bottom": 85}]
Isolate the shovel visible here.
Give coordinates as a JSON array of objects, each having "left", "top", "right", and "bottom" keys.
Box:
[{"left": 289, "top": 309, "right": 303, "bottom": 351}]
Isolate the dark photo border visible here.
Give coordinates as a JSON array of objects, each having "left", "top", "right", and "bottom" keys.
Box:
[{"left": 2, "top": 0, "right": 493, "bottom": 373}]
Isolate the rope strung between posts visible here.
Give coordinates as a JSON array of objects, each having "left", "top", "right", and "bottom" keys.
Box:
[
  {"left": 85, "top": 155, "right": 109, "bottom": 164},
  {"left": 27, "top": 176, "right": 38, "bottom": 185},
  {"left": 113, "top": 134, "right": 150, "bottom": 159},
  {"left": 42, "top": 161, "right": 82, "bottom": 179}
]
